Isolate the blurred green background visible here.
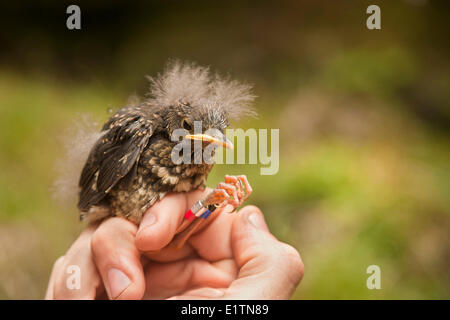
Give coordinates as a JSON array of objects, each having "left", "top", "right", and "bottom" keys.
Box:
[{"left": 0, "top": 0, "right": 449, "bottom": 299}]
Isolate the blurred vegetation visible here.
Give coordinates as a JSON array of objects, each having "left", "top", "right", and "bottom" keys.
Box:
[{"left": 0, "top": 1, "right": 449, "bottom": 299}]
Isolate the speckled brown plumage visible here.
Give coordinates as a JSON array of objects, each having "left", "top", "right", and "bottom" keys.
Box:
[
  {"left": 109, "top": 135, "right": 213, "bottom": 224},
  {"left": 78, "top": 101, "right": 215, "bottom": 224},
  {"left": 76, "top": 61, "right": 255, "bottom": 224}
]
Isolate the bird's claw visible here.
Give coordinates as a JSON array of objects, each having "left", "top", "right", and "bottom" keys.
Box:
[
  {"left": 202, "top": 175, "right": 252, "bottom": 212},
  {"left": 170, "top": 175, "right": 252, "bottom": 250}
]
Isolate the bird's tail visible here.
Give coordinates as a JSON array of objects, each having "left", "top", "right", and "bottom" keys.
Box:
[{"left": 80, "top": 206, "right": 110, "bottom": 224}]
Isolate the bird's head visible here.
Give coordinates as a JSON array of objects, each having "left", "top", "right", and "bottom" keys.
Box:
[
  {"left": 165, "top": 100, "right": 233, "bottom": 150},
  {"left": 147, "top": 60, "right": 256, "bottom": 152}
]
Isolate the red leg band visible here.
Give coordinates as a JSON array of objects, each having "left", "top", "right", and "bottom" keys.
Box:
[{"left": 184, "top": 209, "right": 195, "bottom": 220}]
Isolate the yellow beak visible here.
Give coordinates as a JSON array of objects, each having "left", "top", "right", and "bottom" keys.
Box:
[{"left": 185, "top": 133, "right": 234, "bottom": 150}]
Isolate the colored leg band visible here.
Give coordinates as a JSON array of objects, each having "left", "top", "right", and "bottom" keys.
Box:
[
  {"left": 191, "top": 200, "right": 204, "bottom": 214},
  {"left": 200, "top": 205, "right": 217, "bottom": 219},
  {"left": 184, "top": 200, "right": 218, "bottom": 221},
  {"left": 184, "top": 200, "right": 205, "bottom": 220},
  {"left": 200, "top": 209, "right": 212, "bottom": 219},
  {"left": 184, "top": 209, "right": 195, "bottom": 220}
]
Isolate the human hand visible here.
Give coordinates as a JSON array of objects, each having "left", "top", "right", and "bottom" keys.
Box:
[{"left": 45, "top": 189, "right": 304, "bottom": 299}]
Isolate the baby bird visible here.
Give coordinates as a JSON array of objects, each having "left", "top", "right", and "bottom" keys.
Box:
[{"left": 77, "top": 61, "right": 255, "bottom": 225}]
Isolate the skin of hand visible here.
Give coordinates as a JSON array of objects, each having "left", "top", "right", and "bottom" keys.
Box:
[{"left": 45, "top": 189, "right": 304, "bottom": 300}]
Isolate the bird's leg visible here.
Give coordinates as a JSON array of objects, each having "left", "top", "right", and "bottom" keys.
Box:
[
  {"left": 224, "top": 175, "right": 253, "bottom": 209},
  {"left": 170, "top": 175, "right": 252, "bottom": 249}
]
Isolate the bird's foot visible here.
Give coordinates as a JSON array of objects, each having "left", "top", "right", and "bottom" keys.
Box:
[
  {"left": 170, "top": 175, "right": 252, "bottom": 250},
  {"left": 203, "top": 175, "right": 253, "bottom": 211}
]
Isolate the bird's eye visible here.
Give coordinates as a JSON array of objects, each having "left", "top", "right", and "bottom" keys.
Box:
[{"left": 182, "top": 119, "right": 192, "bottom": 131}]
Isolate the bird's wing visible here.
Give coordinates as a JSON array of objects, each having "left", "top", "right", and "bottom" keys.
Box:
[{"left": 77, "top": 107, "right": 155, "bottom": 211}]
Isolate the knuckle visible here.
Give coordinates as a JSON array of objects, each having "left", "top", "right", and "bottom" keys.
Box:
[
  {"left": 52, "top": 283, "right": 64, "bottom": 299},
  {"left": 239, "top": 205, "right": 262, "bottom": 215},
  {"left": 90, "top": 227, "right": 110, "bottom": 252},
  {"left": 279, "top": 243, "right": 304, "bottom": 283},
  {"left": 52, "top": 263, "right": 69, "bottom": 298},
  {"left": 54, "top": 255, "right": 65, "bottom": 268},
  {"left": 91, "top": 218, "right": 135, "bottom": 253}
]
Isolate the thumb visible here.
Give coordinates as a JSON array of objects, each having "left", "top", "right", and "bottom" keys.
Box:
[
  {"left": 223, "top": 206, "right": 304, "bottom": 299},
  {"left": 91, "top": 218, "right": 145, "bottom": 300}
]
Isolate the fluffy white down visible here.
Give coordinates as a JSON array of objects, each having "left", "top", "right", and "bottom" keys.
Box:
[
  {"left": 147, "top": 60, "right": 256, "bottom": 120},
  {"left": 53, "top": 115, "right": 102, "bottom": 207}
]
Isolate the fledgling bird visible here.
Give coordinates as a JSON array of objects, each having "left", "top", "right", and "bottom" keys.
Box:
[{"left": 77, "top": 61, "right": 255, "bottom": 225}]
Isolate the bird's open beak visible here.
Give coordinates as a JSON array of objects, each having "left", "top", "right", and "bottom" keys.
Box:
[{"left": 185, "top": 132, "right": 234, "bottom": 149}]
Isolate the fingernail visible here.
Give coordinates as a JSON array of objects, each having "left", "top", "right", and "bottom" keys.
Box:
[
  {"left": 107, "top": 268, "right": 131, "bottom": 299},
  {"left": 204, "top": 289, "right": 225, "bottom": 298},
  {"left": 198, "top": 288, "right": 225, "bottom": 298},
  {"left": 139, "top": 212, "right": 157, "bottom": 233},
  {"left": 248, "top": 212, "right": 267, "bottom": 230},
  {"left": 144, "top": 212, "right": 157, "bottom": 227}
]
